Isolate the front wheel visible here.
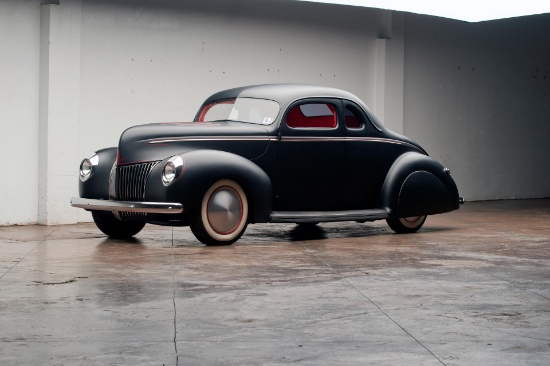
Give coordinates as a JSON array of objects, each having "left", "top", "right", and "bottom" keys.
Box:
[
  {"left": 386, "top": 215, "right": 426, "bottom": 234},
  {"left": 91, "top": 211, "right": 145, "bottom": 239},
  {"left": 190, "top": 179, "right": 249, "bottom": 246}
]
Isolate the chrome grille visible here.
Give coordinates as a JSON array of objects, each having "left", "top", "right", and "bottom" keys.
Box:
[{"left": 116, "top": 162, "right": 158, "bottom": 202}]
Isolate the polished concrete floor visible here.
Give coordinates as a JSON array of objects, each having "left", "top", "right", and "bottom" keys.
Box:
[{"left": 1, "top": 200, "right": 549, "bottom": 365}]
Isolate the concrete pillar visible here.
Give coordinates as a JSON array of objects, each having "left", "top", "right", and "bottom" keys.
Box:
[
  {"left": 374, "top": 38, "right": 387, "bottom": 123},
  {"left": 38, "top": 0, "right": 81, "bottom": 225},
  {"left": 374, "top": 11, "right": 405, "bottom": 134}
]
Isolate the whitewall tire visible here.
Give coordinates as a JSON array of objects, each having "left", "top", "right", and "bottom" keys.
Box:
[
  {"left": 190, "top": 179, "right": 249, "bottom": 245},
  {"left": 386, "top": 215, "right": 426, "bottom": 234}
]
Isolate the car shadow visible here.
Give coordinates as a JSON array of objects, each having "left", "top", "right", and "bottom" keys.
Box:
[
  {"left": 242, "top": 221, "right": 460, "bottom": 245},
  {"left": 417, "top": 227, "right": 458, "bottom": 234},
  {"left": 288, "top": 224, "right": 327, "bottom": 241},
  {"left": 98, "top": 237, "right": 144, "bottom": 246}
]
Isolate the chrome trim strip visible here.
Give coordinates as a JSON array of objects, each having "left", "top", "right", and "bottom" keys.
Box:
[
  {"left": 348, "top": 137, "right": 423, "bottom": 150},
  {"left": 147, "top": 135, "right": 421, "bottom": 154},
  {"left": 280, "top": 136, "right": 422, "bottom": 150},
  {"left": 148, "top": 136, "right": 278, "bottom": 144},
  {"left": 71, "top": 197, "right": 183, "bottom": 214},
  {"left": 147, "top": 135, "right": 419, "bottom": 150},
  {"left": 270, "top": 209, "right": 389, "bottom": 223},
  {"left": 280, "top": 137, "right": 340, "bottom": 142}
]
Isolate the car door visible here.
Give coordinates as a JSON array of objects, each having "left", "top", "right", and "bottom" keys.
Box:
[{"left": 274, "top": 98, "right": 349, "bottom": 211}]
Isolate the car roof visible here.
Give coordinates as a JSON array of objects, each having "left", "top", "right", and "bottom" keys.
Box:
[
  {"left": 201, "top": 83, "right": 390, "bottom": 133},
  {"left": 203, "top": 84, "right": 362, "bottom": 106}
]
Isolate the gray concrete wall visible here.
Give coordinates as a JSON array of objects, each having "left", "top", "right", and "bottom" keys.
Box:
[
  {"left": 0, "top": 0, "right": 548, "bottom": 225},
  {"left": 78, "top": 0, "right": 385, "bottom": 158},
  {"left": 0, "top": 0, "right": 41, "bottom": 225},
  {"left": 403, "top": 14, "right": 550, "bottom": 200}
]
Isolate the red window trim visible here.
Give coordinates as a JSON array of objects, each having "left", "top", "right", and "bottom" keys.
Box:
[{"left": 197, "top": 99, "right": 235, "bottom": 122}]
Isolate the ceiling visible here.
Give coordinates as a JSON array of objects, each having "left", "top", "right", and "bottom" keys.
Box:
[{"left": 293, "top": 0, "right": 550, "bottom": 22}]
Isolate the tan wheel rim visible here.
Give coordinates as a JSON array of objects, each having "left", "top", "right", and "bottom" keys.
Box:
[
  {"left": 399, "top": 216, "right": 425, "bottom": 229},
  {"left": 201, "top": 180, "right": 248, "bottom": 241}
]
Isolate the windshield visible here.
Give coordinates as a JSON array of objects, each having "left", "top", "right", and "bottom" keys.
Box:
[{"left": 197, "top": 97, "right": 280, "bottom": 125}]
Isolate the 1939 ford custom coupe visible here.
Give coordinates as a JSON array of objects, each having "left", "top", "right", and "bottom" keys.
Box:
[{"left": 71, "top": 84, "right": 462, "bottom": 245}]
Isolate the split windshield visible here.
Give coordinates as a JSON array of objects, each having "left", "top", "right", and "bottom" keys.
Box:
[{"left": 197, "top": 98, "right": 280, "bottom": 125}]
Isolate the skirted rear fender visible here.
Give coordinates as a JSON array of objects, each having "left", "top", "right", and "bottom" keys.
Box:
[
  {"left": 144, "top": 149, "right": 273, "bottom": 223},
  {"left": 379, "top": 152, "right": 460, "bottom": 218}
]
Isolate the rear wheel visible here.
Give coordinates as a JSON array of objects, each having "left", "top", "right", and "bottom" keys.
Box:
[
  {"left": 92, "top": 211, "right": 145, "bottom": 239},
  {"left": 190, "top": 179, "right": 249, "bottom": 246},
  {"left": 386, "top": 215, "right": 426, "bottom": 234}
]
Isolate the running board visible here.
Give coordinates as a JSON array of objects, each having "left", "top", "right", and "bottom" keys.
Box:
[{"left": 270, "top": 209, "right": 389, "bottom": 223}]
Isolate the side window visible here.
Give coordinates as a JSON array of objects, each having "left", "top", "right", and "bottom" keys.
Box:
[
  {"left": 286, "top": 103, "right": 337, "bottom": 128},
  {"left": 344, "top": 105, "right": 364, "bottom": 129}
]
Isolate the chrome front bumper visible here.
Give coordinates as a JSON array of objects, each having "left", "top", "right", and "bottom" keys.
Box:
[{"left": 70, "top": 197, "right": 183, "bottom": 214}]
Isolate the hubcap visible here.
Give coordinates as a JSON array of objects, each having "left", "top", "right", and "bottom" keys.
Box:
[{"left": 207, "top": 187, "right": 243, "bottom": 234}]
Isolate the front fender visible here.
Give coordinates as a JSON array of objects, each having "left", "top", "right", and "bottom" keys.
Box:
[
  {"left": 379, "top": 152, "right": 460, "bottom": 218},
  {"left": 79, "top": 147, "right": 117, "bottom": 199},
  {"left": 145, "top": 150, "right": 273, "bottom": 223}
]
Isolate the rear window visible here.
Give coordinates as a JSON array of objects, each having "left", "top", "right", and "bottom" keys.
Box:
[
  {"left": 344, "top": 106, "right": 364, "bottom": 129},
  {"left": 197, "top": 98, "right": 280, "bottom": 125}
]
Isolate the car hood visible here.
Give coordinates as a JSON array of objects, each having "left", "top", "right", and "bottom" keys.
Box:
[{"left": 117, "top": 121, "right": 271, "bottom": 165}]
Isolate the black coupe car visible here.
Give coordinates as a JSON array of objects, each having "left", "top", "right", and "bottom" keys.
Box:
[{"left": 71, "top": 84, "right": 461, "bottom": 245}]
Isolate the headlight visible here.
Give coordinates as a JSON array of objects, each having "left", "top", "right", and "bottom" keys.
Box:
[
  {"left": 161, "top": 156, "right": 184, "bottom": 186},
  {"left": 79, "top": 153, "right": 99, "bottom": 182}
]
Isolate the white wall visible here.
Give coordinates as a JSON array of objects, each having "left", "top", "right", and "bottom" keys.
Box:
[
  {"left": 0, "top": 0, "right": 548, "bottom": 225},
  {"left": 0, "top": 0, "right": 41, "bottom": 225},
  {"left": 403, "top": 14, "right": 550, "bottom": 200},
  {"left": 39, "top": 1, "right": 83, "bottom": 225}
]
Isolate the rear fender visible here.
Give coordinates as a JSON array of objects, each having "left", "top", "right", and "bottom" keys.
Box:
[
  {"left": 145, "top": 150, "right": 273, "bottom": 223},
  {"left": 379, "top": 152, "right": 460, "bottom": 218}
]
